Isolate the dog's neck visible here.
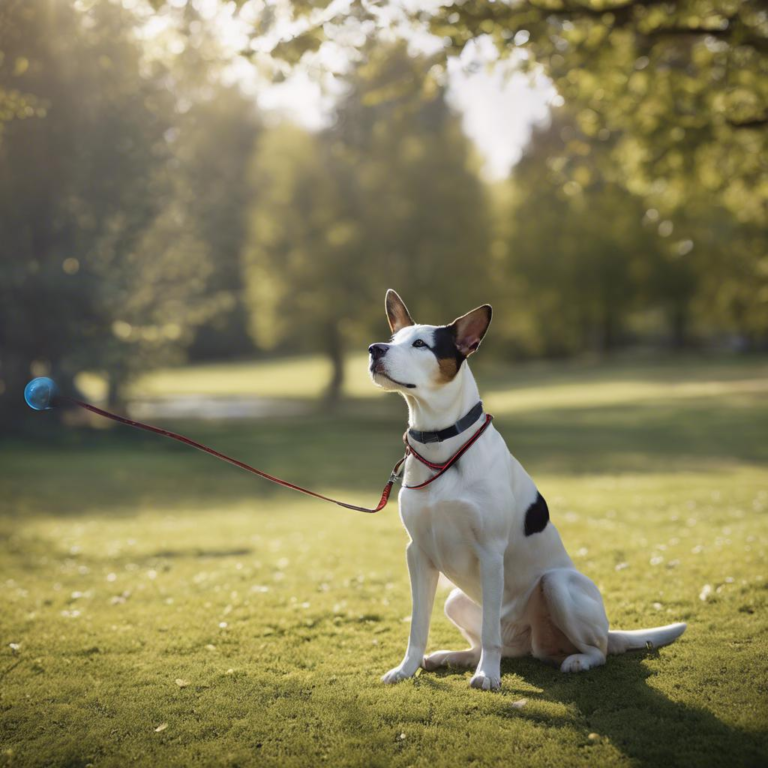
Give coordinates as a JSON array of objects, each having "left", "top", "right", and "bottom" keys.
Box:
[{"left": 403, "top": 363, "right": 481, "bottom": 434}]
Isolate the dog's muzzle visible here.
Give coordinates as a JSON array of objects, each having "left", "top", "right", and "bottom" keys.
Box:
[
  {"left": 369, "top": 343, "right": 388, "bottom": 361},
  {"left": 369, "top": 343, "right": 388, "bottom": 375}
]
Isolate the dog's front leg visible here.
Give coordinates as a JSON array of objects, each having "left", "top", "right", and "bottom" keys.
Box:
[
  {"left": 470, "top": 548, "right": 504, "bottom": 691},
  {"left": 381, "top": 542, "right": 438, "bottom": 684}
]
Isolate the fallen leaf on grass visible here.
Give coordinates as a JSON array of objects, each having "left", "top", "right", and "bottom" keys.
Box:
[
  {"left": 175, "top": 679, "right": 190, "bottom": 688},
  {"left": 154, "top": 723, "right": 168, "bottom": 733}
]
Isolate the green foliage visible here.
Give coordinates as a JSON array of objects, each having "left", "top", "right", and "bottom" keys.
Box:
[
  {"left": 2, "top": 357, "right": 767, "bottom": 766},
  {"left": 493, "top": 110, "right": 675, "bottom": 354},
  {"left": 0, "top": 1, "right": 260, "bottom": 424},
  {"left": 0, "top": 0, "right": 43, "bottom": 141},
  {"left": 243, "top": 43, "right": 491, "bottom": 401},
  {"left": 237, "top": 0, "right": 768, "bottom": 354},
  {"left": 244, "top": 124, "right": 356, "bottom": 350},
  {"left": 429, "top": 0, "right": 768, "bottom": 224},
  {"left": 486, "top": 103, "right": 768, "bottom": 353},
  {"left": 0, "top": 0, "right": 178, "bottom": 414},
  {"left": 175, "top": 85, "right": 261, "bottom": 361},
  {"left": 270, "top": 26, "right": 326, "bottom": 65},
  {"left": 204, "top": 0, "right": 766, "bottom": 225},
  {"left": 428, "top": 2, "right": 768, "bottom": 345},
  {"left": 1, "top": 0, "right": 765, "bottom": 424}
]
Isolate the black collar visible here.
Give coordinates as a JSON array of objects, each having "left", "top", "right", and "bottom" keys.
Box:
[{"left": 408, "top": 401, "right": 484, "bottom": 445}]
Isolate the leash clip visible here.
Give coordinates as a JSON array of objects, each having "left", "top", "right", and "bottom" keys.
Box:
[{"left": 389, "top": 460, "right": 406, "bottom": 485}]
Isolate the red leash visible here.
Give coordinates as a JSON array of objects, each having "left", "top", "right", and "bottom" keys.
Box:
[{"left": 61, "top": 396, "right": 492, "bottom": 514}]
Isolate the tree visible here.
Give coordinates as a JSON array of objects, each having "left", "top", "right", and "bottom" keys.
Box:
[
  {"left": 426, "top": 0, "right": 767, "bottom": 225},
  {"left": 0, "top": 0, "right": 214, "bottom": 422},
  {"left": 243, "top": 43, "right": 492, "bottom": 404},
  {"left": 175, "top": 85, "right": 261, "bottom": 361},
  {"left": 168, "top": 0, "right": 765, "bottom": 224},
  {"left": 496, "top": 110, "right": 667, "bottom": 356},
  {"left": 141, "top": 0, "right": 768, "bottom": 347},
  {"left": 243, "top": 123, "right": 362, "bottom": 404}
]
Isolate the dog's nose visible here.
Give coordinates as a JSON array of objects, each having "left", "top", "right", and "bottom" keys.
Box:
[{"left": 368, "top": 343, "right": 389, "bottom": 361}]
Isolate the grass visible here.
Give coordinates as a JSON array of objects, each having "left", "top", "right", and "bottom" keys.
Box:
[{"left": 2, "top": 355, "right": 767, "bottom": 767}]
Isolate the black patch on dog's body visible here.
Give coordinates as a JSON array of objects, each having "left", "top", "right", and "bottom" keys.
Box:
[{"left": 524, "top": 493, "right": 550, "bottom": 536}]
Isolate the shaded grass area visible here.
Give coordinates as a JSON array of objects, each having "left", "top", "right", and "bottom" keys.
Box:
[{"left": 2, "top": 357, "right": 767, "bottom": 767}]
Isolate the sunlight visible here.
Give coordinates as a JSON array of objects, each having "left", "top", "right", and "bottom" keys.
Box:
[
  {"left": 170, "top": 0, "right": 557, "bottom": 175},
  {"left": 446, "top": 37, "right": 557, "bottom": 180}
]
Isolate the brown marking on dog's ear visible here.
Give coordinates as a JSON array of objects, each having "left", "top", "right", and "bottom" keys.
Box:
[
  {"left": 385, "top": 289, "right": 415, "bottom": 334},
  {"left": 449, "top": 305, "right": 492, "bottom": 357}
]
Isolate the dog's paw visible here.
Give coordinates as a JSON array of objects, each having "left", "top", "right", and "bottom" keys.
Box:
[
  {"left": 560, "top": 654, "right": 592, "bottom": 673},
  {"left": 381, "top": 664, "right": 417, "bottom": 684},
  {"left": 469, "top": 670, "right": 501, "bottom": 691}
]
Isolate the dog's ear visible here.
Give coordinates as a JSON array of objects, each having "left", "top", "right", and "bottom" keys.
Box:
[
  {"left": 449, "top": 305, "right": 493, "bottom": 357},
  {"left": 385, "top": 289, "right": 415, "bottom": 334}
]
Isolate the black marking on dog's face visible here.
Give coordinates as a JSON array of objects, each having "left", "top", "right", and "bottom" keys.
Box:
[
  {"left": 524, "top": 493, "right": 550, "bottom": 536},
  {"left": 431, "top": 326, "right": 465, "bottom": 382}
]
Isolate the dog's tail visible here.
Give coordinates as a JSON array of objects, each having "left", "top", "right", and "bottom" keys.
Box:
[{"left": 607, "top": 622, "right": 686, "bottom": 654}]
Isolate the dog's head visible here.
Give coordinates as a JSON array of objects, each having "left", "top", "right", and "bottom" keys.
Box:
[{"left": 368, "top": 289, "right": 492, "bottom": 395}]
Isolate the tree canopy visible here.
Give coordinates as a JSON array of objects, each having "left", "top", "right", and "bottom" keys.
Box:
[
  {"left": 429, "top": 0, "right": 767, "bottom": 224},
  {"left": 0, "top": 0, "right": 765, "bottom": 425},
  {"left": 243, "top": 43, "right": 492, "bottom": 402},
  {"left": 0, "top": 0, "right": 257, "bottom": 422},
  {"left": 219, "top": 0, "right": 767, "bottom": 223}
]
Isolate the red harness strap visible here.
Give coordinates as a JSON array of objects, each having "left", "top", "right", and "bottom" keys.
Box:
[
  {"left": 402, "top": 414, "right": 494, "bottom": 490},
  {"left": 60, "top": 396, "right": 491, "bottom": 514}
]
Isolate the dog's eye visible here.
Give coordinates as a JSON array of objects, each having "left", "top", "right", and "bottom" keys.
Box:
[{"left": 412, "top": 339, "right": 426, "bottom": 348}]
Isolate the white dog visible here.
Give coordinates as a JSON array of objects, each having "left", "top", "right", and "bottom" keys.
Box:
[{"left": 369, "top": 290, "right": 686, "bottom": 691}]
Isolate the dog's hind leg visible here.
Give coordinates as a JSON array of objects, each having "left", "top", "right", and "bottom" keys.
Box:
[
  {"left": 423, "top": 588, "right": 481, "bottom": 671},
  {"left": 533, "top": 568, "right": 609, "bottom": 673}
]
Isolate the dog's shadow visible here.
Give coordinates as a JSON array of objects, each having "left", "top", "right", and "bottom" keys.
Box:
[{"left": 428, "top": 651, "right": 766, "bottom": 767}]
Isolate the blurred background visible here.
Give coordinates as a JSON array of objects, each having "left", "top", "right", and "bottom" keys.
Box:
[
  {"left": 1, "top": 5, "right": 767, "bottom": 763},
  {"left": 1, "top": 0, "right": 766, "bottom": 428}
]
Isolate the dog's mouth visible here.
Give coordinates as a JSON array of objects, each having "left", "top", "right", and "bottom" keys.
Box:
[{"left": 369, "top": 362, "right": 416, "bottom": 390}]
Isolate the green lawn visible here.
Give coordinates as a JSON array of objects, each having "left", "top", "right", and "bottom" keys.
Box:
[{"left": 2, "top": 356, "right": 767, "bottom": 767}]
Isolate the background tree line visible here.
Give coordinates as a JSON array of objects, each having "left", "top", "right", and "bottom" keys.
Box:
[{"left": 1, "top": 0, "right": 765, "bottom": 427}]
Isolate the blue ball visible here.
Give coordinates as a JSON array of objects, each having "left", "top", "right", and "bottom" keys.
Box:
[{"left": 24, "top": 377, "right": 59, "bottom": 411}]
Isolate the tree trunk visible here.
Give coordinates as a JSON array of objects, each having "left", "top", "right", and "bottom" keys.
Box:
[
  {"left": 670, "top": 302, "right": 689, "bottom": 349},
  {"left": 599, "top": 304, "right": 617, "bottom": 356},
  {"left": 0, "top": 356, "right": 29, "bottom": 432},
  {"left": 324, "top": 322, "right": 345, "bottom": 408}
]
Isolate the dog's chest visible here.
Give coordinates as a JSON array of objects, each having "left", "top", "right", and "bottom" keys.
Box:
[
  {"left": 399, "top": 430, "right": 511, "bottom": 535},
  {"left": 400, "top": 492, "right": 481, "bottom": 582}
]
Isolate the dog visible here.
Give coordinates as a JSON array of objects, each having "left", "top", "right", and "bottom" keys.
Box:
[{"left": 369, "top": 290, "right": 686, "bottom": 690}]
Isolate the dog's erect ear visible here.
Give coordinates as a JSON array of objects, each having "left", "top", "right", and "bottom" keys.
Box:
[
  {"left": 385, "top": 289, "right": 415, "bottom": 334},
  {"left": 449, "top": 305, "right": 493, "bottom": 357}
]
